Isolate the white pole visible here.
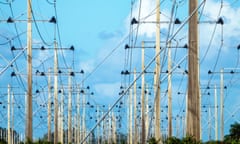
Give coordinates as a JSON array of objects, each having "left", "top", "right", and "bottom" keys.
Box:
[
  {"left": 145, "top": 86, "right": 149, "bottom": 141},
  {"left": 129, "top": 88, "right": 133, "bottom": 144},
  {"left": 47, "top": 68, "right": 52, "bottom": 142},
  {"left": 68, "top": 69, "right": 72, "bottom": 143},
  {"left": 220, "top": 68, "right": 224, "bottom": 141},
  {"left": 53, "top": 40, "right": 58, "bottom": 144},
  {"left": 8, "top": 85, "right": 11, "bottom": 144},
  {"left": 60, "top": 89, "right": 64, "bottom": 143},
  {"left": 26, "top": 0, "right": 33, "bottom": 140},
  {"left": 214, "top": 85, "right": 218, "bottom": 141},
  {"left": 11, "top": 91, "right": 14, "bottom": 144},
  {"left": 133, "top": 68, "right": 138, "bottom": 144},
  {"left": 154, "top": 0, "right": 161, "bottom": 141}
]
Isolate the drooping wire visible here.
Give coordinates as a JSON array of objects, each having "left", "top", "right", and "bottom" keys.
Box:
[
  {"left": 28, "top": 0, "right": 54, "bottom": 46},
  {"left": 54, "top": 1, "right": 69, "bottom": 69}
]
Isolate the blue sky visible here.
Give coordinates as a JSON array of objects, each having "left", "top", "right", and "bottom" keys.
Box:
[{"left": 0, "top": 0, "right": 240, "bottom": 142}]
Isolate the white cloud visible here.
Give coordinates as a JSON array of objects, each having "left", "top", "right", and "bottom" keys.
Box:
[
  {"left": 126, "top": 0, "right": 170, "bottom": 38},
  {"left": 199, "top": 0, "right": 240, "bottom": 62}
]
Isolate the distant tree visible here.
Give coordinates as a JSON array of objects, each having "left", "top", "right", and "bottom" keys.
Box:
[
  {"left": 224, "top": 122, "right": 240, "bottom": 143},
  {"left": 181, "top": 135, "right": 202, "bottom": 144},
  {"left": 0, "top": 139, "right": 7, "bottom": 144},
  {"left": 164, "top": 136, "right": 181, "bottom": 144}
]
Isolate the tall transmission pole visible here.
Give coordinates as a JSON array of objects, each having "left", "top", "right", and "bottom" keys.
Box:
[
  {"left": 154, "top": 0, "right": 161, "bottom": 142},
  {"left": 214, "top": 85, "right": 218, "bottom": 141},
  {"left": 68, "top": 70, "right": 73, "bottom": 143},
  {"left": 141, "top": 41, "right": 146, "bottom": 143},
  {"left": 53, "top": 40, "right": 58, "bottom": 144},
  {"left": 168, "top": 42, "right": 172, "bottom": 137},
  {"left": 8, "top": 85, "right": 11, "bottom": 144},
  {"left": 133, "top": 68, "right": 138, "bottom": 144},
  {"left": 26, "top": 0, "right": 33, "bottom": 141},
  {"left": 187, "top": 0, "right": 200, "bottom": 140},
  {"left": 48, "top": 69, "right": 52, "bottom": 142},
  {"left": 220, "top": 68, "right": 224, "bottom": 141},
  {"left": 60, "top": 89, "right": 64, "bottom": 144},
  {"left": 129, "top": 88, "right": 133, "bottom": 144}
]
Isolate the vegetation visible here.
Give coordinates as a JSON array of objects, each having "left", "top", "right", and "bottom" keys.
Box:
[
  {"left": 224, "top": 122, "right": 240, "bottom": 144},
  {"left": 1, "top": 122, "right": 239, "bottom": 143}
]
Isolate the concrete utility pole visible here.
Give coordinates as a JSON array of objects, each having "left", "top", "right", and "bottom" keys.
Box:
[
  {"left": 133, "top": 68, "right": 138, "bottom": 144},
  {"left": 214, "top": 85, "right": 218, "bottom": 141},
  {"left": 168, "top": 42, "right": 172, "bottom": 137},
  {"left": 145, "top": 86, "right": 149, "bottom": 141},
  {"left": 154, "top": 0, "right": 161, "bottom": 142},
  {"left": 129, "top": 89, "right": 133, "bottom": 144},
  {"left": 68, "top": 70, "right": 73, "bottom": 143},
  {"left": 141, "top": 41, "right": 146, "bottom": 143},
  {"left": 60, "top": 89, "right": 64, "bottom": 144},
  {"left": 53, "top": 40, "right": 58, "bottom": 144},
  {"left": 11, "top": 91, "right": 14, "bottom": 144},
  {"left": 8, "top": 85, "right": 11, "bottom": 144},
  {"left": 76, "top": 85, "right": 80, "bottom": 144},
  {"left": 48, "top": 69, "right": 52, "bottom": 142},
  {"left": 220, "top": 68, "right": 224, "bottom": 141},
  {"left": 187, "top": 0, "right": 200, "bottom": 140},
  {"left": 26, "top": 0, "right": 33, "bottom": 141}
]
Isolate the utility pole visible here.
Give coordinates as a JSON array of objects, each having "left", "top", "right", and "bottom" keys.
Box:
[
  {"left": 48, "top": 69, "right": 52, "bottom": 142},
  {"left": 68, "top": 70, "right": 72, "bottom": 143},
  {"left": 60, "top": 89, "right": 64, "bottom": 144},
  {"left": 129, "top": 88, "right": 133, "bottom": 144},
  {"left": 220, "top": 68, "right": 224, "bottom": 141},
  {"left": 133, "top": 69, "right": 138, "bottom": 144},
  {"left": 53, "top": 39, "right": 58, "bottom": 144},
  {"left": 26, "top": 0, "right": 33, "bottom": 141},
  {"left": 214, "top": 85, "right": 218, "bottom": 141},
  {"left": 154, "top": 0, "right": 161, "bottom": 142},
  {"left": 141, "top": 41, "right": 145, "bottom": 143},
  {"left": 187, "top": 0, "right": 200, "bottom": 140},
  {"left": 8, "top": 85, "right": 11, "bottom": 144},
  {"left": 208, "top": 106, "right": 211, "bottom": 140},
  {"left": 77, "top": 85, "right": 80, "bottom": 144},
  {"left": 168, "top": 42, "right": 172, "bottom": 137},
  {"left": 112, "top": 112, "right": 117, "bottom": 144},
  {"left": 145, "top": 87, "right": 149, "bottom": 141},
  {"left": 11, "top": 91, "right": 14, "bottom": 144},
  {"left": 82, "top": 88, "right": 86, "bottom": 144}
]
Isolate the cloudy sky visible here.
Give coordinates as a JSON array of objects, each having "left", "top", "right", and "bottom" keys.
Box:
[{"left": 0, "top": 0, "right": 240, "bottom": 141}]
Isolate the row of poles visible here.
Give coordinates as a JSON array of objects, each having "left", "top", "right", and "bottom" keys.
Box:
[{"left": 4, "top": 0, "right": 225, "bottom": 143}]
